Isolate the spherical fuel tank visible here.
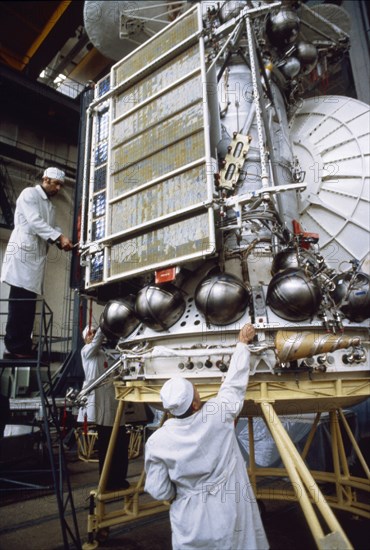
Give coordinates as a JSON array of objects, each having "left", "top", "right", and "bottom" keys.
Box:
[
  {"left": 195, "top": 272, "right": 250, "bottom": 326},
  {"left": 271, "top": 248, "right": 319, "bottom": 276},
  {"left": 295, "top": 41, "right": 318, "bottom": 75},
  {"left": 266, "top": 10, "right": 300, "bottom": 48},
  {"left": 100, "top": 295, "right": 140, "bottom": 338},
  {"left": 135, "top": 283, "right": 186, "bottom": 331},
  {"left": 280, "top": 57, "right": 301, "bottom": 79},
  {"left": 267, "top": 268, "right": 323, "bottom": 322},
  {"left": 330, "top": 271, "right": 370, "bottom": 323},
  {"left": 271, "top": 248, "right": 300, "bottom": 276}
]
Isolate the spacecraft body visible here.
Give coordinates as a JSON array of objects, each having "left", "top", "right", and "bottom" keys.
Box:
[{"left": 79, "top": 1, "right": 369, "bottom": 407}]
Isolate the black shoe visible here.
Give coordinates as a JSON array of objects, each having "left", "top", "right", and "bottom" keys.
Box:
[
  {"left": 105, "top": 480, "right": 131, "bottom": 491},
  {"left": 3, "top": 350, "right": 37, "bottom": 359}
]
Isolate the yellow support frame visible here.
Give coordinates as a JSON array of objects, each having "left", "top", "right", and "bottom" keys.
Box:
[
  {"left": 82, "top": 400, "right": 168, "bottom": 550},
  {"left": 115, "top": 375, "right": 370, "bottom": 415},
  {"left": 82, "top": 376, "right": 370, "bottom": 549},
  {"left": 257, "top": 403, "right": 367, "bottom": 550},
  {"left": 126, "top": 425, "right": 144, "bottom": 460},
  {"left": 75, "top": 427, "right": 99, "bottom": 463}
]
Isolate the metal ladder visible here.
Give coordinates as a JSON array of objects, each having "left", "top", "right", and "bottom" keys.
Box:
[{"left": 0, "top": 298, "right": 81, "bottom": 549}]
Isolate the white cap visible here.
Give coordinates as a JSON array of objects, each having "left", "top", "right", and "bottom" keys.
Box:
[
  {"left": 160, "top": 377, "right": 194, "bottom": 416},
  {"left": 82, "top": 325, "right": 97, "bottom": 340},
  {"left": 43, "top": 167, "right": 65, "bottom": 181}
]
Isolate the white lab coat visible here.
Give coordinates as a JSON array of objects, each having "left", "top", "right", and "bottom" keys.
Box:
[
  {"left": 144, "top": 343, "right": 269, "bottom": 550},
  {"left": 1, "top": 185, "right": 61, "bottom": 295},
  {"left": 77, "top": 328, "right": 124, "bottom": 426}
]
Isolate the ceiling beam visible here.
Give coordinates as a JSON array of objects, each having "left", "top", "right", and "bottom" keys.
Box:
[
  {"left": 23, "top": 1, "right": 84, "bottom": 80},
  {"left": 23, "top": 1, "right": 73, "bottom": 69}
]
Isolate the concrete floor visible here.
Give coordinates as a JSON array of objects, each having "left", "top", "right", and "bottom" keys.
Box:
[{"left": 0, "top": 438, "right": 369, "bottom": 550}]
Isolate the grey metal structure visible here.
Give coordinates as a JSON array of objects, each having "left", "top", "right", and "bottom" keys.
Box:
[{"left": 77, "top": 1, "right": 369, "bottom": 385}]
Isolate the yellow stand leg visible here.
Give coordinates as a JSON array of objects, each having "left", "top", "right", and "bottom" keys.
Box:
[
  {"left": 83, "top": 401, "right": 168, "bottom": 549},
  {"left": 260, "top": 401, "right": 354, "bottom": 550}
]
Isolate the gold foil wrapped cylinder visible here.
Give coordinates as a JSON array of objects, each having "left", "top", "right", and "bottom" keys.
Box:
[{"left": 275, "top": 331, "right": 360, "bottom": 362}]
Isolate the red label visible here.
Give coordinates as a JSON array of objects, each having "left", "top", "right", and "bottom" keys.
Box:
[{"left": 155, "top": 268, "right": 177, "bottom": 283}]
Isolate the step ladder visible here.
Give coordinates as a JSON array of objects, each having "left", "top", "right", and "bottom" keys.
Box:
[{"left": 0, "top": 298, "right": 81, "bottom": 549}]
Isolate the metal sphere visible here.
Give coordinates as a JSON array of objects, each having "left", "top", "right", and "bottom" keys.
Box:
[
  {"left": 330, "top": 272, "right": 370, "bottom": 322},
  {"left": 267, "top": 268, "right": 322, "bottom": 322},
  {"left": 135, "top": 283, "right": 186, "bottom": 331},
  {"left": 266, "top": 10, "right": 300, "bottom": 48},
  {"left": 100, "top": 295, "right": 140, "bottom": 338},
  {"left": 280, "top": 57, "right": 301, "bottom": 79},
  {"left": 271, "top": 248, "right": 301, "bottom": 275},
  {"left": 296, "top": 41, "right": 318, "bottom": 75},
  {"left": 195, "top": 272, "right": 250, "bottom": 326},
  {"left": 271, "top": 249, "right": 320, "bottom": 277},
  {"left": 296, "top": 41, "right": 318, "bottom": 64}
]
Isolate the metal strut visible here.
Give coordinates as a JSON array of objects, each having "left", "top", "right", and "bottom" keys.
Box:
[
  {"left": 260, "top": 401, "right": 354, "bottom": 550},
  {"left": 83, "top": 399, "right": 168, "bottom": 549}
]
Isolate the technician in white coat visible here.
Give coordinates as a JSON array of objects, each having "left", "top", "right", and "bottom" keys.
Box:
[
  {"left": 78, "top": 325, "right": 129, "bottom": 491},
  {"left": 1, "top": 167, "right": 73, "bottom": 358},
  {"left": 144, "top": 323, "right": 269, "bottom": 550}
]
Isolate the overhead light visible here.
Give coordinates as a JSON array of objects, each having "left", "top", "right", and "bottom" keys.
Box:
[{"left": 53, "top": 73, "right": 67, "bottom": 85}]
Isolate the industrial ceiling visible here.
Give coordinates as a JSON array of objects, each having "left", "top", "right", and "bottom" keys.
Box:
[
  {"left": 0, "top": 0, "right": 118, "bottom": 192},
  {"left": 0, "top": 0, "right": 195, "bottom": 144},
  {"left": 0, "top": 1, "right": 113, "bottom": 93},
  {"left": 0, "top": 1, "right": 367, "bottom": 155}
]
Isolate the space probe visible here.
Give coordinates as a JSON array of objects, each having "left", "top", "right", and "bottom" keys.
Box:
[
  {"left": 73, "top": 1, "right": 369, "bottom": 547},
  {"left": 76, "top": 0, "right": 369, "bottom": 395}
]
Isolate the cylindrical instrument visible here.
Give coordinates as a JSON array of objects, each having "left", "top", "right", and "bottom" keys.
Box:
[{"left": 275, "top": 331, "right": 360, "bottom": 362}]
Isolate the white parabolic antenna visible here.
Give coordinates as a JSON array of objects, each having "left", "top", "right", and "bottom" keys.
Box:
[{"left": 290, "top": 96, "right": 370, "bottom": 272}]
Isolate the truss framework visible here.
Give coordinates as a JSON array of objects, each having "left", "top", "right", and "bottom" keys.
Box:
[{"left": 82, "top": 379, "right": 369, "bottom": 549}]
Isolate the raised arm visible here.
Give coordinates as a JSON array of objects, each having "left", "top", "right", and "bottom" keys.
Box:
[
  {"left": 82, "top": 328, "right": 106, "bottom": 360},
  {"left": 217, "top": 324, "right": 255, "bottom": 417}
]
